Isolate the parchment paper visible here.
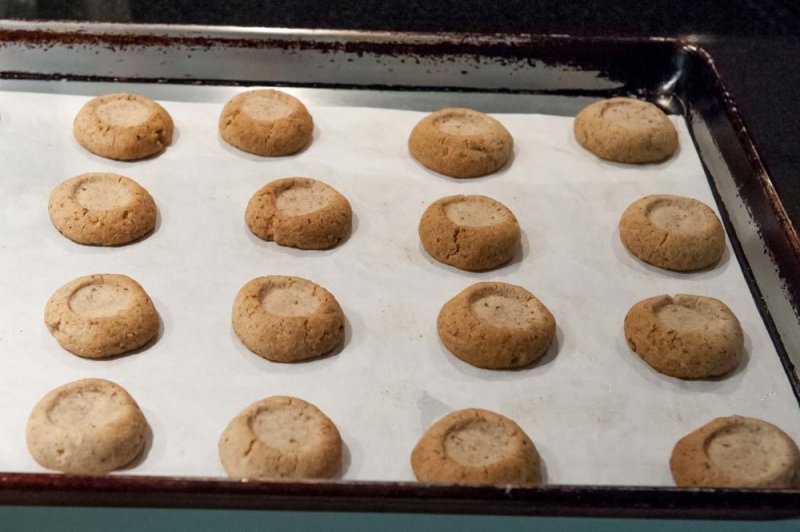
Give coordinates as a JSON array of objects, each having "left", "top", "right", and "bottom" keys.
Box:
[{"left": 0, "top": 88, "right": 797, "bottom": 485}]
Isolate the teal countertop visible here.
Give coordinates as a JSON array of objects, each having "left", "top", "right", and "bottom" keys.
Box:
[{"left": 2, "top": 508, "right": 799, "bottom": 531}]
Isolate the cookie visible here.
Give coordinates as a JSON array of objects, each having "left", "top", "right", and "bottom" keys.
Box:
[
  {"left": 44, "top": 274, "right": 159, "bottom": 358},
  {"left": 418, "top": 195, "right": 520, "bottom": 271},
  {"left": 619, "top": 195, "right": 725, "bottom": 271},
  {"left": 232, "top": 276, "right": 345, "bottom": 362},
  {"left": 48, "top": 172, "right": 157, "bottom": 246},
  {"left": 219, "top": 395, "right": 342, "bottom": 480},
  {"left": 408, "top": 108, "right": 513, "bottom": 178},
  {"left": 73, "top": 93, "right": 174, "bottom": 161},
  {"left": 624, "top": 294, "right": 743, "bottom": 379},
  {"left": 574, "top": 97, "right": 678, "bottom": 163},
  {"left": 219, "top": 89, "right": 313, "bottom": 156},
  {"left": 438, "top": 282, "right": 556, "bottom": 369},
  {"left": 26, "top": 378, "right": 148, "bottom": 474},
  {"left": 411, "top": 408, "right": 540, "bottom": 486},
  {"left": 245, "top": 177, "right": 352, "bottom": 250},
  {"left": 671, "top": 416, "right": 800, "bottom": 488}
]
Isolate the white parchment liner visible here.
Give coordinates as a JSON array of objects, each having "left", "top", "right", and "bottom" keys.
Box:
[{"left": 0, "top": 89, "right": 797, "bottom": 486}]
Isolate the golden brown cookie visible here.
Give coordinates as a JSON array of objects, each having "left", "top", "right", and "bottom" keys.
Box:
[
  {"left": 44, "top": 274, "right": 159, "bottom": 358},
  {"left": 232, "top": 276, "right": 345, "bottom": 362},
  {"left": 48, "top": 172, "right": 157, "bottom": 246},
  {"left": 418, "top": 195, "right": 520, "bottom": 271},
  {"left": 73, "top": 93, "right": 174, "bottom": 161},
  {"left": 574, "top": 97, "right": 678, "bottom": 163},
  {"left": 671, "top": 416, "right": 800, "bottom": 488},
  {"left": 624, "top": 294, "right": 743, "bottom": 379},
  {"left": 411, "top": 408, "right": 540, "bottom": 485},
  {"left": 26, "top": 378, "right": 148, "bottom": 474},
  {"left": 408, "top": 108, "right": 513, "bottom": 178},
  {"left": 219, "top": 395, "right": 342, "bottom": 480},
  {"left": 245, "top": 177, "right": 352, "bottom": 250},
  {"left": 619, "top": 195, "right": 725, "bottom": 271},
  {"left": 438, "top": 282, "right": 556, "bottom": 369},
  {"left": 219, "top": 89, "right": 313, "bottom": 156}
]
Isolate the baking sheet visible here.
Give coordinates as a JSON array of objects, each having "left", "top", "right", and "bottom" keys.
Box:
[{"left": 0, "top": 87, "right": 797, "bottom": 486}]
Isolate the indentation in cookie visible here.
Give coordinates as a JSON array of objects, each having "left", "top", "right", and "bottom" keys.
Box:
[
  {"left": 599, "top": 99, "right": 662, "bottom": 127},
  {"left": 655, "top": 297, "right": 721, "bottom": 333},
  {"left": 68, "top": 283, "right": 134, "bottom": 318},
  {"left": 647, "top": 198, "right": 712, "bottom": 233},
  {"left": 74, "top": 176, "right": 133, "bottom": 211},
  {"left": 444, "top": 419, "right": 513, "bottom": 467},
  {"left": 275, "top": 180, "right": 337, "bottom": 216},
  {"left": 47, "top": 389, "right": 122, "bottom": 428},
  {"left": 444, "top": 196, "right": 508, "bottom": 227},
  {"left": 261, "top": 284, "right": 321, "bottom": 317},
  {"left": 249, "top": 403, "right": 323, "bottom": 453},
  {"left": 95, "top": 98, "right": 153, "bottom": 127},
  {"left": 433, "top": 110, "right": 488, "bottom": 136},
  {"left": 470, "top": 294, "right": 536, "bottom": 329},
  {"left": 706, "top": 423, "right": 792, "bottom": 480},
  {"left": 242, "top": 94, "right": 294, "bottom": 121}
]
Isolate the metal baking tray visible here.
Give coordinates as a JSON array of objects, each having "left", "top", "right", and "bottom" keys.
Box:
[{"left": 0, "top": 20, "right": 799, "bottom": 519}]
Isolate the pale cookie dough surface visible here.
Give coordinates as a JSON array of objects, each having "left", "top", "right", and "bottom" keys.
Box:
[
  {"left": 231, "top": 275, "right": 345, "bottom": 362},
  {"left": 26, "top": 378, "right": 148, "bottom": 474},
  {"left": 245, "top": 177, "right": 352, "bottom": 250},
  {"left": 574, "top": 97, "right": 678, "bottom": 163},
  {"left": 411, "top": 408, "right": 540, "bottom": 485},
  {"left": 44, "top": 274, "right": 159, "bottom": 359},
  {"left": 619, "top": 194, "right": 725, "bottom": 271},
  {"left": 219, "top": 395, "right": 342, "bottom": 480},
  {"left": 408, "top": 107, "right": 513, "bottom": 178},
  {"left": 624, "top": 294, "right": 743, "bottom": 379},
  {"left": 73, "top": 93, "right": 174, "bottom": 161},
  {"left": 219, "top": 89, "right": 314, "bottom": 156},
  {"left": 438, "top": 282, "right": 556, "bottom": 369},
  {"left": 670, "top": 416, "right": 800, "bottom": 488},
  {"left": 419, "top": 195, "right": 520, "bottom": 271},
  {"left": 48, "top": 173, "right": 157, "bottom": 246}
]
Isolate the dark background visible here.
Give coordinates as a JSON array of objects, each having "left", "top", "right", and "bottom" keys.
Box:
[
  {"left": 1, "top": 1, "right": 799, "bottom": 218},
  {"left": 1, "top": 1, "right": 798, "bottom": 36}
]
